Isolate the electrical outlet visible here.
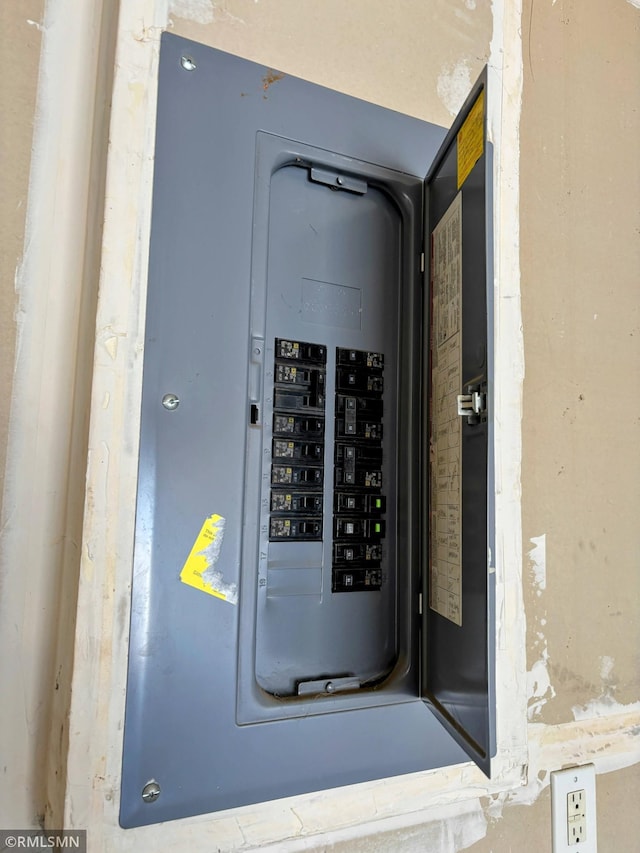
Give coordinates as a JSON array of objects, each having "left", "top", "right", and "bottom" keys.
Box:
[
  {"left": 551, "top": 764, "right": 597, "bottom": 853},
  {"left": 567, "top": 789, "right": 586, "bottom": 845}
]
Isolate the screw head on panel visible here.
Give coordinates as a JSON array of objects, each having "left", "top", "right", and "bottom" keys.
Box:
[
  {"left": 141, "top": 781, "right": 161, "bottom": 804},
  {"left": 162, "top": 393, "right": 180, "bottom": 411},
  {"left": 180, "top": 55, "right": 197, "bottom": 72}
]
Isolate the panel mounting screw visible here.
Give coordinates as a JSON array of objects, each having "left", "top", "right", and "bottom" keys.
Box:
[
  {"left": 141, "top": 781, "right": 161, "bottom": 803},
  {"left": 162, "top": 393, "right": 180, "bottom": 411},
  {"left": 325, "top": 681, "right": 335, "bottom": 693},
  {"left": 336, "top": 177, "right": 343, "bottom": 186},
  {"left": 181, "top": 55, "right": 197, "bottom": 72}
]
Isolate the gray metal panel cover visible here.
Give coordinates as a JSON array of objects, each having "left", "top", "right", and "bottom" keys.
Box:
[{"left": 120, "top": 34, "right": 477, "bottom": 829}]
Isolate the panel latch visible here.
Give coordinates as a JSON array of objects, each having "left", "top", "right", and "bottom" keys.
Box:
[
  {"left": 310, "top": 166, "right": 368, "bottom": 195},
  {"left": 297, "top": 676, "right": 361, "bottom": 696},
  {"left": 457, "top": 384, "right": 486, "bottom": 425}
]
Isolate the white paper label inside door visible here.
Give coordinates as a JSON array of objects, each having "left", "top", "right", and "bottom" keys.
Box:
[{"left": 430, "top": 192, "right": 463, "bottom": 626}]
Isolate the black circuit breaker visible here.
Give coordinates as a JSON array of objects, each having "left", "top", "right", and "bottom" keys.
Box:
[
  {"left": 269, "top": 339, "right": 327, "bottom": 541},
  {"left": 332, "top": 348, "right": 386, "bottom": 592},
  {"left": 269, "top": 340, "right": 387, "bottom": 578}
]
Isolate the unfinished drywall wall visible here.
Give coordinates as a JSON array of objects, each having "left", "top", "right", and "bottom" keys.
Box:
[
  {"left": 469, "top": 0, "right": 640, "bottom": 848},
  {"left": 167, "top": 0, "right": 492, "bottom": 123},
  {"left": 0, "top": 0, "right": 47, "bottom": 827},
  {"left": 466, "top": 765, "right": 640, "bottom": 853},
  {"left": 520, "top": 0, "right": 640, "bottom": 725},
  {"left": 0, "top": 2, "right": 44, "bottom": 505}
]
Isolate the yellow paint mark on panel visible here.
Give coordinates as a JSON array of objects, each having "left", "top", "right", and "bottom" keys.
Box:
[
  {"left": 457, "top": 90, "right": 484, "bottom": 189},
  {"left": 180, "top": 514, "right": 236, "bottom": 602}
]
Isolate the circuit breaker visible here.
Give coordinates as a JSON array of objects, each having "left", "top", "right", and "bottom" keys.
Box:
[{"left": 120, "top": 34, "right": 495, "bottom": 828}]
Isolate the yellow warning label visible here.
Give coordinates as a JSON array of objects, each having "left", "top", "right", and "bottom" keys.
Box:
[
  {"left": 179, "top": 514, "right": 237, "bottom": 603},
  {"left": 457, "top": 90, "right": 484, "bottom": 189}
]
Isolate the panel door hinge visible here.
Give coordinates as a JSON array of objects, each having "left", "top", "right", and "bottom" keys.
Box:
[
  {"left": 457, "top": 383, "right": 486, "bottom": 425},
  {"left": 418, "top": 591, "right": 423, "bottom": 615},
  {"left": 420, "top": 251, "right": 425, "bottom": 273}
]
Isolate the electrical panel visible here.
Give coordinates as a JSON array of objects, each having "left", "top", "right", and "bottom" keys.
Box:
[{"left": 120, "top": 34, "right": 495, "bottom": 829}]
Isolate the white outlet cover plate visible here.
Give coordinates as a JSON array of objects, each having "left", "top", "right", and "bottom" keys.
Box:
[{"left": 551, "top": 763, "right": 597, "bottom": 853}]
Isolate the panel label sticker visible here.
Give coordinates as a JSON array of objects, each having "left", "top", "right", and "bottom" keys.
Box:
[
  {"left": 457, "top": 90, "right": 484, "bottom": 189},
  {"left": 179, "top": 514, "right": 238, "bottom": 604},
  {"left": 430, "top": 192, "right": 463, "bottom": 626}
]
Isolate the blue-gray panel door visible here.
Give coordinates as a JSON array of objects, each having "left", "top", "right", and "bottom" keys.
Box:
[{"left": 422, "top": 69, "right": 495, "bottom": 776}]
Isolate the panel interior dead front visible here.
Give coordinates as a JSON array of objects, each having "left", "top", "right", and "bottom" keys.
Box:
[{"left": 254, "top": 161, "right": 400, "bottom": 695}]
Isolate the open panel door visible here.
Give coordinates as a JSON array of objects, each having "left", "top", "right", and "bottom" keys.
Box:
[{"left": 422, "top": 69, "right": 495, "bottom": 776}]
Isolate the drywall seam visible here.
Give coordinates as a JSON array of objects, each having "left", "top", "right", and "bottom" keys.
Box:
[
  {"left": 249, "top": 713, "right": 640, "bottom": 853},
  {"left": 0, "top": 0, "right": 108, "bottom": 827},
  {"left": 169, "top": 0, "right": 214, "bottom": 24},
  {"left": 486, "top": 0, "right": 528, "bottom": 774},
  {"left": 528, "top": 534, "right": 546, "bottom": 594},
  {"left": 437, "top": 59, "right": 473, "bottom": 116},
  {"left": 255, "top": 799, "right": 489, "bottom": 853},
  {"left": 572, "top": 655, "right": 640, "bottom": 721},
  {"left": 526, "top": 534, "right": 556, "bottom": 720}
]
